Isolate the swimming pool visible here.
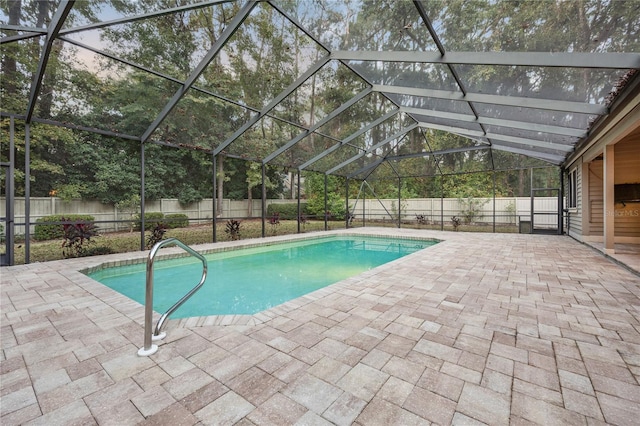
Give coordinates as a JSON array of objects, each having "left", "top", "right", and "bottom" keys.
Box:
[{"left": 88, "top": 235, "right": 438, "bottom": 317}]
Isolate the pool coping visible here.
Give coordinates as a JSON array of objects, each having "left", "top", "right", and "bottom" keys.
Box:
[{"left": 77, "top": 229, "right": 442, "bottom": 331}]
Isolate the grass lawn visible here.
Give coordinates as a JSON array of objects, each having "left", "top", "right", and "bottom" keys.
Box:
[
  {"left": 7, "top": 220, "right": 329, "bottom": 264},
  {"left": 3, "top": 219, "right": 518, "bottom": 265}
]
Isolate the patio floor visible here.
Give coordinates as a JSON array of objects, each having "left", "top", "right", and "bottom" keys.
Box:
[{"left": 1, "top": 228, "right": 639, "bottom": 425}]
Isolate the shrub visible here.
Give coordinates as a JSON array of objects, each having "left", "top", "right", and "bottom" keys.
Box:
[
  {"left": 61, "top": 218, "right": 100, "bottom": 258},
  {"left": 34, "top": 215, "right": 95, "bottom": 241},
  {"left": 165, "top": 213, "right": 189, "bottom": 229},
  {"left": 306, "top": 193, "right": 346, "bottom": 220},
  {"left": 133, "top": 212, "right": 165, "bottom": 231},
  {"left": 267, "top": 202, "right": 309, "bottom": 220},
  {"left": 459, "top": 197, "right": 488, "bottom": 225},
  {"left": 225, "top": 219, "right": 241, "bottom": 240},
  {"left": 146, "top": 223, "right": 168, "bottom": 249}
]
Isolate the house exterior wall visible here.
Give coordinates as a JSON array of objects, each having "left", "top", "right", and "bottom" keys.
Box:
[
  {"left": 613, "top": 137, "right": 640, "bottom": 238},
  {"left": 565, "top": 103, "right": 640, "bottom": 244}
]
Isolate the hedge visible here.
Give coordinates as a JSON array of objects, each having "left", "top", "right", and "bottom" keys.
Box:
[
  {"left": 133, "top": 212, "right": 165, "bottom": 231},
  {"left": 34, "top": 215, "right": 95, "bottom": 241},
  {"left": 267, "top": 202, "right": 309, "bottom": 220},
  {"left": 165, "top": 213, "right": 189, "bottom": 229}
]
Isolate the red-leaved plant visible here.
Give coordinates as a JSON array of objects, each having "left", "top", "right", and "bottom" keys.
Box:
[{"left": 61, "top": 217, "right": 100, "bottom": 258}]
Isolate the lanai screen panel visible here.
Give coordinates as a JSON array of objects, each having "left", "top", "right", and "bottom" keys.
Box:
[
  {"left": 273, "top": 0, "right": 440, "bottom": 52},
  {"left": 194, "top": 1, "right": 330, "bottom": 111},
  {"left": 222, "top": 115, "right": 304, "bottom": 161},
  {"left": 0, "top": 38, "right": 42, "bottom": 115},
  {"left": 306, "top": 111, "right": 406, "bottom": 174},
  {"left": 424, "top": 0, "right": 640, "bottom": 53},
  {"left": 61, "top": 2, "right": 239, "bottom": 83},
  {"left": 2, "top": 0, "right": 640, "bottom": 181},
  {"left": 147, "top": 89, "right": 253, "bottom": 151}
]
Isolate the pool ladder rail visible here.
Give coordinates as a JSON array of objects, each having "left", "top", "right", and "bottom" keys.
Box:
[{"left": 138, "top": 238, "right": 208, "bottom": 356}]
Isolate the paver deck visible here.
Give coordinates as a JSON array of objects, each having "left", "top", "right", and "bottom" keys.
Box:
[{"left": 2, "top": 228, "right": 639, "bottom": 425}]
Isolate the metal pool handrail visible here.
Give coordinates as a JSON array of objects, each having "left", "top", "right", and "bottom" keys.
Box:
[{"left": 138, "top": 238, "right": 208, "bottom": 356}]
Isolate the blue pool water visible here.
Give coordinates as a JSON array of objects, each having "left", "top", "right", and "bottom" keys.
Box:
[{"left": 88, "top": 236, "right": 437, "bottom": 317}]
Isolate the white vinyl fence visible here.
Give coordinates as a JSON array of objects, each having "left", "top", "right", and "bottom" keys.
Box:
[{"left": 1, "top": 196, "right": 559, "bottom": 234}]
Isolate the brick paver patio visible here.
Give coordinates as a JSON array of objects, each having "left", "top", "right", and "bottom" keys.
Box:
[{"left": 2, "top": 228, "right": 639, "bottom": 425}]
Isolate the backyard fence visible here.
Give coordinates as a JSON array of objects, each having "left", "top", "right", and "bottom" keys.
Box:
[{"left": 2, "top": 196, "right": 559, "bottom": 235}]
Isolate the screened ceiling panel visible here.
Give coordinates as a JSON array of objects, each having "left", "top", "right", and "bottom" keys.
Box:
[
  {"left": 413, "top": 114, "right": 484, "bottom": 134},
  {"left": 306, "top": 140, "right": 366, "bottom": 174},
  {"left": 62, "top": 2, "right": 237, "bottom": 83},
  {"left": 272, "top": 0, "right": 440, "bottom": 52},
  {"left": 46, "top": 42, "right": 184, "bottom": 137},
  {"left": 269, "top": 61, "right": 367, "bottom": 129},
  {"left": 222, "top": 115, "right": 306, "bottom": 162},
  {"left": 421, "top": 0, "right": 640, "bottom": 53},
  {"left": 0, "top": 38, "right": 43, "bottom": 115},
  {"left": 483, "top": 124, "right": 579, "bottom": 146},
  {"left": 387, "top": 156, "right": 440, "bottom": 179},
  {"left": 347, "top": 61, "right": 458, "bottom": 90},
  {"left": 472, "top": 102, "right": 596, "bottom": 130},
  {"left": 271, "top": 131, "right": 340, "bottom": 170},
  {"left": 148, "top": 88, "right": 252, "bottom": 151},
  {"left": 1, "top": 0, "right": 639, "bottom": 181},
  {"left": 457, "top": 65, "right": 635, "bottom": 104},
  {"left": 491, "top": 150, "right": 553, "bottom": 171},
  {"left": 435, "top": 149, "right": 493, "bottom": 174},
  {"left": 60, "top": 0, "right": 213, "bottom": 30},
  {"left": 196, "top": 1, "right": 329, "bottom": 111},
  {"left": 386, "top": 93, "right": 474, "bottom": 115}
]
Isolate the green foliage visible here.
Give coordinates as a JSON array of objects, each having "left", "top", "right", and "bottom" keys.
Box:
[
  {"left": 505, "top": 202, "right": 516, "bottom": 224},
  {"left": 116, "top": 194, "right": 141, "bottom": 232},
  {"left": 304, "top": 173, "right": 347, "bottom": 220},
  {"left": 165, "top": 214, "right": 189, "bottom": 229},
  {"left": 177, "top": 187, "right": 203, "bottom": 206},
  {"left": 61, "top": 218, "right": 100, "bottom": 258},
  {"left": 458, "top": 197, "right": 489, "bottom": 225},
  {"left": 133, "top": 212, "right": 165, "bottom": 231},
  {"left": 55, "top": 184, "right": 86, "bottom": 201},
  {"left": 34, "top": 215, "right": 95, "bottom": 241},
  {"left": 2, "top": 0, "right": 603, "bottom": 209},
  {"left": 266, "top": 203, "right": 309, "bottom": 220}
]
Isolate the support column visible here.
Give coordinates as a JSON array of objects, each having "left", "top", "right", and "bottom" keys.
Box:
[
  {"left": 5, "top": 117, "right": 15, "bottom": 265},
  {"left": 297, "top": 170, "right": 301, "bottom": 233},
  {"left": 140, "top": 143, "right": 146, "bottom": 251},
  {"left": 345, "top": 178, "right": 350, "bottom": 229},
  {"left": 558, "top": 167, "right": 564, "bottom": 235},
  {"left": 261, "top": 163, "right": 266, "bottom": 238},
  {"left": 24, "top": 124, "right": 31, "bottom": 264},
  {"left": 397, "top": 177, "right": 401, "bottom": 229},
  {"left": 324, "top": 174, "right": 328, "bottom": 231},
  {"left": 212, "top": 153, "right": 217, "bottom": 243},
  {"left": 603, "top": 144, "right": 615, "bottom": 254},
  {"left": 581, "top": 160, "right": 590, "bottom": 237},
  {"left": 492, "top": 171, "right": 496, "bottom": 233}
]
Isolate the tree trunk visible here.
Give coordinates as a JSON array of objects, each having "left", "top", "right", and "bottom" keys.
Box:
[{"left": 2, "top": 0, "right": 22, "bottom": 96}]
